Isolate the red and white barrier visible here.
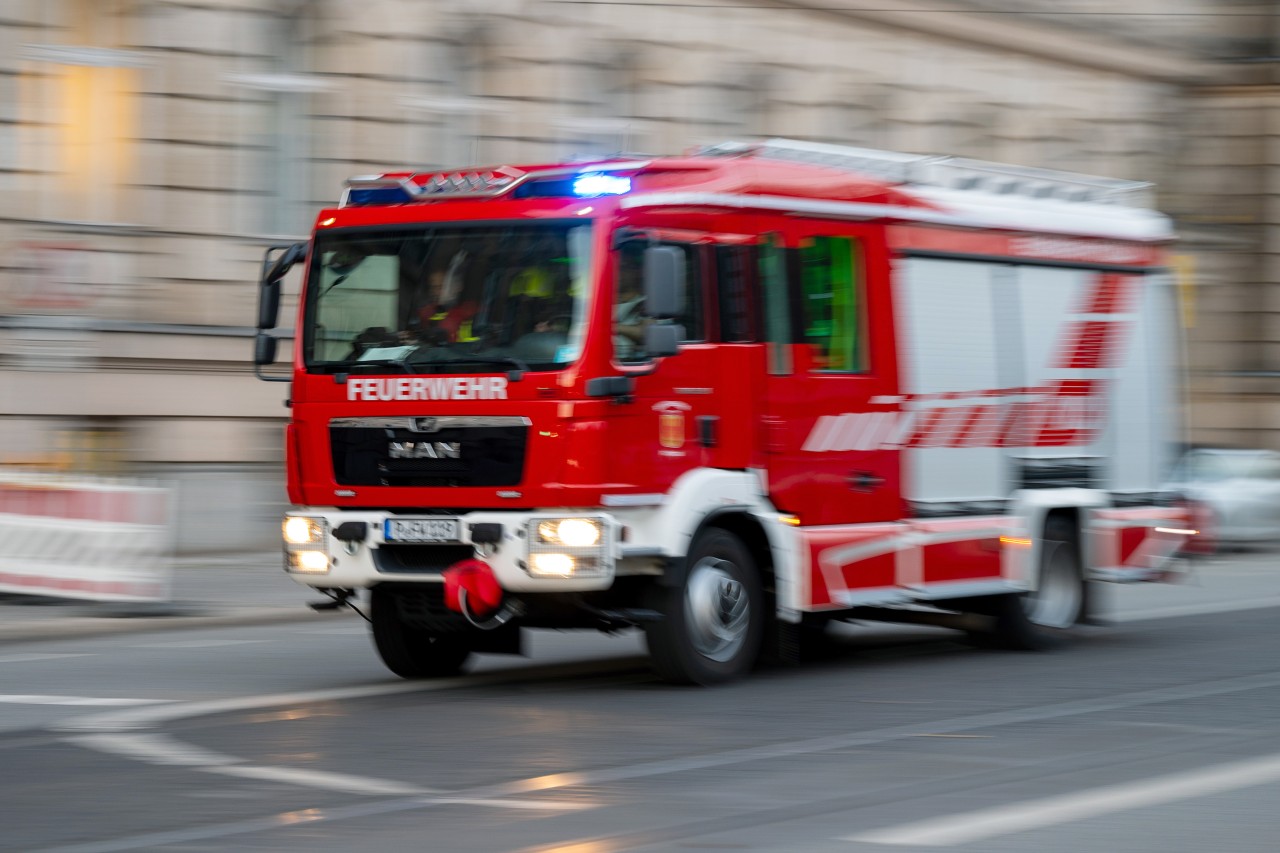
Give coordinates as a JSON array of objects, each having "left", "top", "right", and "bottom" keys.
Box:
[{"left": 0, "top": 469, "right": 173, "bottom": 602}]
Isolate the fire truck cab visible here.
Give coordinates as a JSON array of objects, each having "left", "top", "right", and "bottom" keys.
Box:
[{"left": 255, "top": 139, "right": 1194, "bottom": 684}]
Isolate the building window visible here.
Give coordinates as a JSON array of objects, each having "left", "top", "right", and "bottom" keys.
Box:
[
  {"left": 21, "top": 0, "right": 146, "bottom": 223},
  {"left": 225, "top": 1, "right": 332, "bottom": 236}
]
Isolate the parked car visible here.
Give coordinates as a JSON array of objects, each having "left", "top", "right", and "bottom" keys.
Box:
[{"left": 1166, "top": 448, "right": 1280, "bottom": 549}]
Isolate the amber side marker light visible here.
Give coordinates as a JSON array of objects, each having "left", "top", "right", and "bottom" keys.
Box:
[{"left": 1000, "top": 536, "right": 1033, "bottom": 547}]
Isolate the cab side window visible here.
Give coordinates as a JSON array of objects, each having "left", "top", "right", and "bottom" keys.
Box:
[
  {"left": 613, "top": 241, "right": 704, "bottom": 362},
  {"left": 716, "top": 244, "right": 756, "bottom": 342},
  {"left": 799, "top": 235, "right": 864, "bottom": 373},
  {"left": 759, "top": 233, "right": 791, "bottom": 374}
]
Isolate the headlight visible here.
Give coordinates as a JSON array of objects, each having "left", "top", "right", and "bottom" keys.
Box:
[
  {"left": 536, "top": 518, "right": 602, "bottom": 547},
  {"left": 288, "top": 550, "right": 330, "bottom": 573},
  {"left": 526, "top": 517, "right": 609, "bottom": 579},
  {"left": 284, "top": 517, "right": 330, "bottom": 574},
  {"left": 530, "top": 553, "right": 575, "bottom": 577},
  {"left": 284, "top": 516, "right": 326, "bottom": 545}
]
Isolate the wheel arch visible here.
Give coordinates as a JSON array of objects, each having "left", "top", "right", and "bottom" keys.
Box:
[
  {"left": 1009, "top": 488, "right": 1106, "bottom": 591},
  {"left": 661, "top": 507, "right": 776, "bottom": 588}
]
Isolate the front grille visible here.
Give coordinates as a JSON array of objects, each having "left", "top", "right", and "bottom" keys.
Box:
[
  {"left": 331, "top": 421, "right": 527, "bottom": 487},
  {"left": 373, "top": 544, "right": 474, "bottom": 574}
]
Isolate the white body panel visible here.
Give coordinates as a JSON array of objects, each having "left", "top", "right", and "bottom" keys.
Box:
[
  {"left": 897, "top": 259, "right": 1004, "bottom": 503},
  {"left": 897, "top": 258, "right": 1180, "bottom": 504},
  {"left": 1110, "top": 274, "right": 1181, "bottom": 493}
]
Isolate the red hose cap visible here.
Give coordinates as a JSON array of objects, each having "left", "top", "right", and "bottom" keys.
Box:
[{"left": 442, "top": 559, "right": 503, "bottom": 618}]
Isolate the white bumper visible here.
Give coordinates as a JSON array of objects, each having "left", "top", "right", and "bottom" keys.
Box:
[{"left": 282, "top": 508, "right": 621, "bottom": 593}]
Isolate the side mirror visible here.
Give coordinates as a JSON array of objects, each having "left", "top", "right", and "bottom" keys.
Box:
[
  {"left": 253, "top": 332, "right": 290, "bottom": 383},
  {"left": 643, "top": 245, "right": 685, "bottom": 319},
  {"left": 643, "top": 324, "right": 681, "bottom": 358},
  {"left": 258, "top": 242, "right": 306, "bottom": 330},
  {"left": 253, "top": 332, "right": 278, "bottom": 366},
  {"left": 257, "top": 280, "right": 281, "bottom": 330}
]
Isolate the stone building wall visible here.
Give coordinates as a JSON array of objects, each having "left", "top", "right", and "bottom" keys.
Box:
[{"left": 0, "top": 0, "right": 1273, "bottom": 548}]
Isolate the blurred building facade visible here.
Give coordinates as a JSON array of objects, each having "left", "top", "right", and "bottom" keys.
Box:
[{"left": 0, "top": 0, "right": 1276, "bottom": 550}]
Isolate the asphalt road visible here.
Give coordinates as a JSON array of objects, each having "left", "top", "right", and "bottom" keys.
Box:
[{"left": 2, "top": 553, "right": 1279, "bottom": 853}]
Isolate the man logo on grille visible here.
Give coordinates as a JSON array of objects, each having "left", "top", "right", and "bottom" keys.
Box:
[
  {"left": 409, "top": 417, "right": 440, "bottom": 433},
  {"left": 389, "top": 441, "right": 461, "bottom": 459}
]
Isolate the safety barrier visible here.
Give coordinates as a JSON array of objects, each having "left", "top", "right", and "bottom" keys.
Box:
[{"left": 0, "top": 469, "right": 173, "bottom": 602}]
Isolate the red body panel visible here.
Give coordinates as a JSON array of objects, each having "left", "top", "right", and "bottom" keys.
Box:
[{"left": 802, "top": 523, "right": 905, "bottom": 609}]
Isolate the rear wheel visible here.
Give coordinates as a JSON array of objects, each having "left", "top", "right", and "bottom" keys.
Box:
[
  {"left": 645, "top": 529, "right": 764, "bottom": 685},
  {"left": 989, "top": 519, "right": 1084, "bottom": 650},
  {"left": 371, "top": 586, "right": 472, "bottom": 678}
]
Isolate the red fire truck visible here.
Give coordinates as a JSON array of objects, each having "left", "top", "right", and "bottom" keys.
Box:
[{"left": 254, "top": 139, "right": 1196, "bottom": 684}]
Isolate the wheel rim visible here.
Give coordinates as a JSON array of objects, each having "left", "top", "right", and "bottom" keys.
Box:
[
  {"left": 1023, "top": 541, "right": 1081, "bottom": 629},
  {"left": 683, "top": 557, "right": 750, "bottom": 662}
]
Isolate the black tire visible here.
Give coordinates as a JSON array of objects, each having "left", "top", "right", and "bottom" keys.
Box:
[
  {"left": 989, "top": 518, "right": 1085, "bottom": 650},
  {"left": 370, "top": 587, "right": 472, "bottom": 678},
  {"left": 644, "top": 528, "right": 765, "bottom": 685}
]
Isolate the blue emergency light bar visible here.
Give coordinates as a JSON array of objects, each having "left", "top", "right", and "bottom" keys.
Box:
[
  {"left": 572, "top": 173, "right": 632, "bottom": 197},
  {"left": 346, "top": 185, "right": 417, "bottom": 206},
  {"left": 341, "top": 162, "right": 645, "bottom": 207}
]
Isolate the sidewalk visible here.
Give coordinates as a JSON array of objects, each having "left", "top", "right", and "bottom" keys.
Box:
[{"left": 0, "top": 552, "right": 351, "bottom": 644}]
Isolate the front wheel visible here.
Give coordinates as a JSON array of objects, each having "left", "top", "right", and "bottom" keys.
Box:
[
  {"left": 645, "top": 529, "right": 765, "bottom": 685},
  {"left": 371, "top": 587, "right": 472, "bottom": 678}
]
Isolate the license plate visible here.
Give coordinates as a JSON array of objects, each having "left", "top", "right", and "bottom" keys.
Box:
[{"left": 384, "top": 518, "right": 461, "bottom": 543}]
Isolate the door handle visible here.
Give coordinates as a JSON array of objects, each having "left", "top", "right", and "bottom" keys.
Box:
[{"left": 849, "top": 471, "right": 885, "bottom": 492}]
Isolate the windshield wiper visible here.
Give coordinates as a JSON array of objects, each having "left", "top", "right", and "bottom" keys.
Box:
[
  {"left": 344, "top": 358, "right": 415, "bottom": 374},
  {"left": 431, "top": 355, "right": 529, "bottom": 381}
]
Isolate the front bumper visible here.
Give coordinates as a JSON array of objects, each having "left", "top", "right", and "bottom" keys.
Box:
[{"left": 282, "top": 508, "right": 620, "bottom": 593}]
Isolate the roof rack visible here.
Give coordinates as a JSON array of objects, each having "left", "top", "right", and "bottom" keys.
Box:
[
  {"left": 340, "top": 160, "right": 653, "bottom": 207},
  {"left": 699, "top": 138, "right": 1153, "bottom": 208}
]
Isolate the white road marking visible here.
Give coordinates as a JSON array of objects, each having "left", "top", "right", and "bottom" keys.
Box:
[
  {"left": 846, "top": 751, "right": 1280, "bottom": 846},
  {"left": 55, "top": 677, "right": 475, "bottom": 733},
  {"left": 295, "top": 623, "right": 369, "bottom": 635},
  {"left": 69, "top": 732, "right": 446, "bottom": 798},
  {"left": 55, "top": 660, "right": 645, "bottom": 800},
  {"left": 68, "top": 733, "right": 242, "bottom": 767},
  {"left": 1111, "top": 596, "right": 1280, "bottom": 623},
  {"left": 0, "top": 653, "right": 94, "bottom": 664},
  {"left": 428, "top": 796, "right": 590, "bottom": 811},
  {"left": 203, "top": 764, "right": 439, "bottom": 796},
  {"left": 41, "top": 666, "right": 1280, "bottom": 853},
  {"left": 0, "top": 695, "right": 173, "bottom": 707},
  {"left": 128, "top": 639, "right": 265, "bottom": 649}
]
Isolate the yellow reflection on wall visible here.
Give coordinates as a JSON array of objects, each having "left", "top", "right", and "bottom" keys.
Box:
[{"left": 59, "top": 65, "right": 136, "bottom": 221}]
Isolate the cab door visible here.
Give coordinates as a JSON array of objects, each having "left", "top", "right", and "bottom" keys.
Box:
[
  {"left": 603, "top": 225, "right": 721, "bottom": 493},
  {"left": 760, "top": 220, "right": 902, "bottom": 526}
]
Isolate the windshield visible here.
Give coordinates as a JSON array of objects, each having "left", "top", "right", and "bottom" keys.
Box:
[{"left": 303, "top": 222, "right": 592, "bottom": 374}]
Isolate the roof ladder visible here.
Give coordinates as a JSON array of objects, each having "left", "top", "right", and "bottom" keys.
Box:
[{"left": 700, "top": 138, "right": 1152, "bottom": 207}]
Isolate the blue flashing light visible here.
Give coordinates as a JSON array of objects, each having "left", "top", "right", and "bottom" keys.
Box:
[
  {"left": 346, "top": 186, "right": 415, "bottom": 206},
  {"left": 573, "top": 173, "right": 631, "bottom": 197}
]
